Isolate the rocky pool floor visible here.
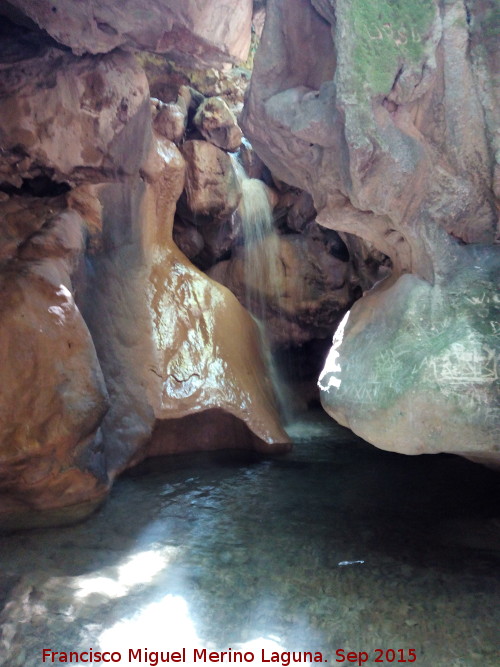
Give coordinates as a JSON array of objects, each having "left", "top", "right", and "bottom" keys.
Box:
[{"left": 0, "top": 412, "right": 499, "bottom": 667}]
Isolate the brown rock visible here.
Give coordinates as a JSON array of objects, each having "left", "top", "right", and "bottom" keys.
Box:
[
  {"left": 0, "top": 45, "right": 150, "bottom": 187},
  {"left": 172, "top": 216, "right": 205, "bottom": 259},
  {"left": 0, "top": 203, "right": 110, "bottom": 528},
  {"left": 194, "top": 96, "right": 243, "bottom": 152},
  {"left": 287, "top": 190, "right": 316, "bottom": 232},
  {"left": 5, "top": 0, "right": 253, "bottom": 66},
  {"left": 148, "top": 408, "right": 282, "bottom": 456},
  {"left": 181, "top": 140, "right": 242, "bottom": 219},
  {"left": 209, "top": 226, "right": 355, "bottom": 346},
  {"left": 0, "top": 32, "right": 289, "bottom": 527},
  {"left": 152, "top": 96, "right": 187, "bottom": 144},
  {"left": 239, "top": 139, "right": 269, "bottom": 180},
  {"left": 82, "top": 133, "right": 288, "bottom": 477},
  {"left": 141, "top": 137, "right": 288, "bottom": 452}
]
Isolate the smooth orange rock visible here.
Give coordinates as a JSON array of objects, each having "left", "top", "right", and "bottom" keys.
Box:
[{"left": 0, "top": 207, "right": 110, "bottom": 527}]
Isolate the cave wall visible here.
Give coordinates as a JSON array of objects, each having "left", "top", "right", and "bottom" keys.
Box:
[
  {"left": 242, "top": 0, "right": 500, "bottom": 465},
  {"left": 0, "top": 0, "right": 290, "bottom": 529}
]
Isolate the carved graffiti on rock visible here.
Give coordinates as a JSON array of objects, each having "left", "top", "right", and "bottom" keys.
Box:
[{"left": 365, "top": 24, "right": 421, "bottom": 45}]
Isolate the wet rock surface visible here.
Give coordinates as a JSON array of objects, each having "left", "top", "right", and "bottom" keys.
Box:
[
  {"left": 0, "top": 17, "right": 288, "bottom": 526},
  {"left": 180, "top": 140, "right": 242, "bottom": 220},
  {"left": 209, "top": 226, "right": 356, "bottom": 346},
  {"left": 0, "top": 413, "right": 499, "bottom": 667}
]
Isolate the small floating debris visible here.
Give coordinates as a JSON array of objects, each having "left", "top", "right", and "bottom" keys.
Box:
[{"left": 338, "top": 560, "right": 365, "bottom": 567}]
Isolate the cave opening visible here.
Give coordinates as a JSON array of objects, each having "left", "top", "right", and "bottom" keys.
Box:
[{"left": 0, "top": 1, "right": 499, "bottom": 666}]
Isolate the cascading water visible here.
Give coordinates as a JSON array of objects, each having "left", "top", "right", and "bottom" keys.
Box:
[{"left": 230, "top": 154, "right": 293, "bottom": 422}]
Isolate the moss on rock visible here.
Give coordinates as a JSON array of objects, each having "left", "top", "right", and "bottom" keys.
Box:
[{"left": 345, "top": 0, "right": 438, "bottom": 97}]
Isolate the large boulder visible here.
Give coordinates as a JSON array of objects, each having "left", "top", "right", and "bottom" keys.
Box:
[
  {"left": 319, "top": 247, "right": 500, "bottom": 466},
  {"left": 242, "top": 0, "right": 499, "bottom": 461},
  {"left": 0, "top": 35, "right": 151, "bottom": 527},
  {"left": 83, "top": 135, "right": 289, "bottom": 474},
  {"left": 2, "top": 0, "right": 253, "bottom": 66},
  {"left": 194, "top": 96, "right": 243, "bottom": 152}
]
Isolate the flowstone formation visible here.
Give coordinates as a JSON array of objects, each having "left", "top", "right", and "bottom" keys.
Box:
[
  {"left": 242, "top": 0, "right": 500, "bottom": 465},
  {"left": 0, "top": 0, "right": 290, "bottom": 529}
]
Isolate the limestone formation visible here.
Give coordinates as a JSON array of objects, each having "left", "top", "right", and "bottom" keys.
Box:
[
  {"left": 0, "top": 197, "right": 110, "bottom": 528},
  {"left": 84, "top": 135, "right": 289, "bottom": 477},
  {"left": 319, "top": 249, "right": 500, "bottom": 465},
  {"left": 0, "top": 43, "right": 151, "bottom": 188},
  {"left": 242, "top": 0, "right": 500, "bottom": 463}
]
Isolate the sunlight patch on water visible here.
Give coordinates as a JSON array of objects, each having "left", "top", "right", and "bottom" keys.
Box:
[
  {"left": 98, "top": 594, "right": 201, "bottom": 655},
  {"left": 75, "top": 547, "right": 177, "bottom": 600}
]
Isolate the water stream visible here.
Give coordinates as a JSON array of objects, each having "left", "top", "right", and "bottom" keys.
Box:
[{"left": 231, "top": 155, "right": 292, "bottom": 421}]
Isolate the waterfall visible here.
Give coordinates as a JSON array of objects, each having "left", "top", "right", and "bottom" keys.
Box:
[
  {"left": 231, "top": 155, "right": 292, "bottom": 422},
  {"left": 239, "top": 179, "right": 282, "bottom": 317}
]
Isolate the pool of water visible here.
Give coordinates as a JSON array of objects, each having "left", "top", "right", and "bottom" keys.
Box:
[{"left": 0, "top": 412, "right": 499, "bottom": 666}]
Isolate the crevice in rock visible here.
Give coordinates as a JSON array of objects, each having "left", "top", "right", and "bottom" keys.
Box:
[{"left": 0, "top": 176, "right": 71, "bottom": 198}]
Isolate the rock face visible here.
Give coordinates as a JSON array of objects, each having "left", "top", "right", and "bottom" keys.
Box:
[
  {"left": 83, "top": 135, "right": 289, "bottom": 479},
  {"left": 0, "top": 11, "right": 288, "bottom": 528},
  {"left": 0, "top": 198, "right": 110, "bottom": 525},
  {"left": 3, "top": 0, "right": 253, "bottom": 65},
  {"left": 209, "top": 223, "right": 358, "bottom": 346},
  {"left": 243, "top": 0, "right": 500, "bottom": 464},
  {"left": 0, "top": 42, "right": 151, "bottom": 188}
]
